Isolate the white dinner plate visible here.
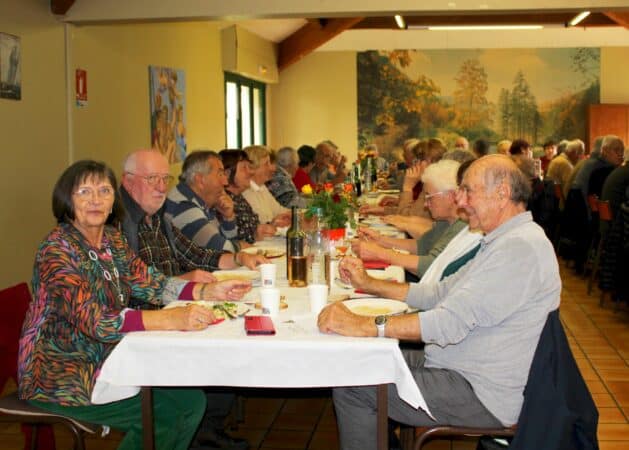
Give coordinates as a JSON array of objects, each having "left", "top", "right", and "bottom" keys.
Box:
[
  {"left": 212, "top": 270, "right": 260, "bottom": 282},
  {"left": 164, "top": 301, "right": 249, "bottom": 318},
  {"left": 344, "top": 298, "right": 407, "bottom": 316}
]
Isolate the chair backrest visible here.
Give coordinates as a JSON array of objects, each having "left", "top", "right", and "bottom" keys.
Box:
[
  {"left": 598, "top": 200, "right": 613, "bottom": 222},
  {"left": 0, "top": 282, "right": 31, "bottom": 388}
]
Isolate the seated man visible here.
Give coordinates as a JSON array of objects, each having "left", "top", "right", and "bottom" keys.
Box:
[
  {"left": 319, "top": 155, "right": 560, "bottom": 450},
  {"left": 353, "top": 160, "right": 466, "bottom": 278},
  {"left": 165, "top": 150, "right": 240, "bottom": 252},
  {"left": 309, "top": 140, "right": 347, "bottom": 185}
]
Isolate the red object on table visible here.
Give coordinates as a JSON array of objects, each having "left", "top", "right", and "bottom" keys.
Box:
[{"left": 363, "top": 261, "right": 390, "bottom": 269}]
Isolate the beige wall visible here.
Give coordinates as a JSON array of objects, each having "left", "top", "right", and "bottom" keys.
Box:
[
  {"left": 601, "top": 47, "right": 629, "bottom": 104},
  {"left": 70, "top": 21, "right": 226, "bottom": 176},
  {"left": 0, "top": 0, "right": 67, "bottom": 288},
  {"left": 268, "top": 52, "right": 357, "bottom": 163}
]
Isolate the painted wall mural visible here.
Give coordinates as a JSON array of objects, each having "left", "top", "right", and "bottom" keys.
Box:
[{"left": 357, "top": 48, "right": 600, "bottom": 159}]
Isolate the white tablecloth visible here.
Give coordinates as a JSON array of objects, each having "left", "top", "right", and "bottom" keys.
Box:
[{"left": 91, "top": 238, "right": 431, "bottom": 417}]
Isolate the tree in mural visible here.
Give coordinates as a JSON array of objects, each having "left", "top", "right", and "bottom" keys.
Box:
[
  {"left": 497, "top": 70, "right": 540, "bottom": 142},
  {"left": 452, "top": 59, "right": 492, "bottom": 131},
  {"left": 357, "top": 51, "right": 450, "bottom": 150}
]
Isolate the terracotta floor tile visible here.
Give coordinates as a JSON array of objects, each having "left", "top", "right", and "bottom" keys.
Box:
[
  {"left": 273, "top": 412, "right": 320, "bottom": 431},
  {"left": 598, "top": 423, "right": 629, "bottom": 441},
  {"left": 599, "top": 368, "right": 629, "bottom": 382},
  {"left": 598, "top": 407, "right": 627, "bottom": 424},
  {"left": 592, "top": 392, "right": 618, "bottom": 408},
  {"left": 599, "top": 442, "right": 629, "bottom": 450},
  {"left": 307, "top": 430, "right": 339, "bottom": 450},
  {"left": 231, "top": 427, "right": 268, "bottom": 448},
  {"left": 261, "top": 429, "right": 311, "bottom": 449},
  {"left": 591, "top": 358, "right": 629, "bottom": 371},
  {"left": 605, "top": 381, "right": 629, "bottom": 406},
  {"left": 586, "top": 379, "right": 610, "bottom": 394}
]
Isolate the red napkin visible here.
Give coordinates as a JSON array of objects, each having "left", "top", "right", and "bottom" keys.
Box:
[{"left": 363, "top": 261, "right": 390, "bottom": 269}]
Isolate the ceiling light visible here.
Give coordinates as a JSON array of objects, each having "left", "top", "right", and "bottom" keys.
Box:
[
  {"left": 418, "top": 25, "right": 543, "bottom": 31},
  {"left": 568, "top": 11, "right": 591, "bottom": 27},
  {"left": 394, "top": 15, "right": 406, "bottom": 29}
]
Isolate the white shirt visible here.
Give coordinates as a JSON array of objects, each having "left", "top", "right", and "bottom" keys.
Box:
[{"left": 242, "top": 180, "right": 289, "bottom": 224}]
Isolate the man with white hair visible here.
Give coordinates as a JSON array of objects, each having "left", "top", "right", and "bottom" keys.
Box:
[
  {"left": 546, "top": 139, "right": 584, "bottom": 196},
  {"left": 571, "top": 135, "right": 624, "bottom": 198}
]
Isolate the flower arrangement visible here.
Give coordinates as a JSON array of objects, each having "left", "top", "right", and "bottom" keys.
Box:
[{"left": 301, "top": 183, "right": 357, "bottom": 230}]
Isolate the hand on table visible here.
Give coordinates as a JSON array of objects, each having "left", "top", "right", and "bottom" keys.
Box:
[
  {"left": 317, "top": 301, "right": 374, "bottom": 337},
  {"left": 358, "top": 226, "right": 382, "bottom": 242},
  {"left": 179, "top": 269, "right": 217, "bottom": 283},
  {"left": 378, "top": 196, "right": 399, "bottom": 207},
  {"left": 338, "top": 255, "right": 371, "bottom": 289},
  {"left": 359, "top": 204, "right": 385, "bottom": 215},
  {"left": 271, "top": 212, "right": 291, "bottom": 228},
  {"left": 170, "top": 304, "right": 217, "bottom": 331},
  {"left": 256, "top": 224, "right": 277, "bottom": 240},
  {"left": 238, "top": 251, "right": 269, "bottom": 269},
  {"left": 350, "top": 239, "right": 387, "bottom": 262},
  {"left": 197, "top": 279, "right": 252, "bottom": 301}
]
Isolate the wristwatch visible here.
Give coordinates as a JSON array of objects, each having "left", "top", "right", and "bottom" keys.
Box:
[{"left": 375, "top": 315, "right": 388, "bottom": 338}]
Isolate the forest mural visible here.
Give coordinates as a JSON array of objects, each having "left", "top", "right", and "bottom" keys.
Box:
[{"left": 357, "top": 48, "right": 600, "bottom": 159}]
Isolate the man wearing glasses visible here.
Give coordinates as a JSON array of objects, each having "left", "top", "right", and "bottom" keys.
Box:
[{"left": 119, "top": 148, "right": 259, "bottom": 449}]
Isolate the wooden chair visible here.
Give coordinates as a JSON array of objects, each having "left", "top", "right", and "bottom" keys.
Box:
[
  {"left": 0, "top": 282, "right": 99, "bottom": 450},
  {"left": 402, "top": 424, "right": 515, "bottom": 449}
]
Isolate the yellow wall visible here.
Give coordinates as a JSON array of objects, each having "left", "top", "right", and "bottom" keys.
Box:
[
  {"left": 601, "top": 47, "right": 629, "bottom": 104},
  {"left": 0, "top": 0, "right": 68, "bottom": 288},
  {"left": 268, "top": 52, "right": 357, "bottom": 162},
  {"left": 70, "top": 21, "right": 226, "bottom": 176}
]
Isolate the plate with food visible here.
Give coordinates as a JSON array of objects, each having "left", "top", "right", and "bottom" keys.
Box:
[
  {"left": 241, "top": 247, "right": 286, "bottom": 258},
  {"left": 164, "top": 301, "right": 249, "bottom": 320},
  {"left": 212, "top": 270, "right": 260, "bottom": 283},
  {"left": 343, "top": 298, "right": 408, "bottom": 316}
]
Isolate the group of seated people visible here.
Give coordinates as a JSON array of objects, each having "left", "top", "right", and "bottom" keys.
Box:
[{"left": 16, "top": 132, "right": 606, "bottom": 449}]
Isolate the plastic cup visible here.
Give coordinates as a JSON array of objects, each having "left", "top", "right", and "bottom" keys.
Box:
[
  {"left": 308, "top": 284, "right": 328, "bottom": 316},
  {"left": 260, "top": 288, "right": 281, "bottom": 316},
  {"left": 259, "top": 263, "right": 277, "bottom": 288}
]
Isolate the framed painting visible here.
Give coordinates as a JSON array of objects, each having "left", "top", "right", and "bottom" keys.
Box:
[{"left": 0, "top": 33, "right": 21, "bottom": 100}]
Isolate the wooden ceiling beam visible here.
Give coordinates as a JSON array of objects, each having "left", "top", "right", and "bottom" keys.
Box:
[
  {"left": 604, "top": 11, "right": 629, "bottom": 29},
  {"left": 51, "top": 0, "right": 76, "bottom": 15},
  {"left": 278, "top": 17, "right": 363, "bottom": 71}
]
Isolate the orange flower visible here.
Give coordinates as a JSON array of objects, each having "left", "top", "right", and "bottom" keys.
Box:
[{"left": 323, "top": 183, "right": 334, "bottom": 193}]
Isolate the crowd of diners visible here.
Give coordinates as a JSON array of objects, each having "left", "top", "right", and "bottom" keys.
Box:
[{"left": 16, "top": 132, "right": 624, "bottom": 449}]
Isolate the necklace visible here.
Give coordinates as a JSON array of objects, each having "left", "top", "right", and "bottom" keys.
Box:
[{"left": 87, "top": 247, "right": 126, "bottom": 306}]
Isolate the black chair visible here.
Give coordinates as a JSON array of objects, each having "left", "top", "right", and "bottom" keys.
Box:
[{"left": 0, "top": 282, "right": 99, "bottom": 450}]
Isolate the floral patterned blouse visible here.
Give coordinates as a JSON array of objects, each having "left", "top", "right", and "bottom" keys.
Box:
[
  {"left": 226, "top": 190, "right": 260, "bottom": 244},
  {"left": 18, "top": 223, "right": 169, "bottom": 405}
]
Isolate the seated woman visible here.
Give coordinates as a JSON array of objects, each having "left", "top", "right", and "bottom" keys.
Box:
[
  {"left": 18, "top": 160, "right": 251, "bottom": 450},
  {"left": 352, "top": 160, "right": 467, "bottom": 278},
  {"left": 242, "top": 145, "right": 291, "bottom": 227},
  {"left": 293, "top": 145, "right": 316, "bottom": 192},
  {"left": 266, "top": 146, "right": 308, "bottom": 208},
  {"left": 220, "top": 149, "right": 276, "bottom": 244}
]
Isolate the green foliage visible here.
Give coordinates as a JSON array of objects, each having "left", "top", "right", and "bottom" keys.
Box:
[{"left": 304, "top": 187, "right": 357, "bottom": 230}]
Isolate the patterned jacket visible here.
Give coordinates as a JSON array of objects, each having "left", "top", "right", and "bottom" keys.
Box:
[{"left": 18, "top": 223, "right": 167, "bottom": 405}]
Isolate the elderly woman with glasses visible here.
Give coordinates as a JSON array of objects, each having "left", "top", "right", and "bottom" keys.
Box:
[
  {"left": 18, "top": 160, "right": 251, "bottom": 450},
  {"left": 352, "top": 159, "right": 471, "bottom": 278}
]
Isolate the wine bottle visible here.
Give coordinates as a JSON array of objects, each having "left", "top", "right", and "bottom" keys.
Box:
[{"left": 286, "top": 206, "right": 307, "bottom": 287}]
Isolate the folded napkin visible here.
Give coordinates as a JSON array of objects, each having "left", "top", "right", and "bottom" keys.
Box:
[{"left": 363, "top": 261, "right": 390, "bottom": 269}]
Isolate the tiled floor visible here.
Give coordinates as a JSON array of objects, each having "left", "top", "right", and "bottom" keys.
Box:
[{"left": 1, "top": 259, "right": 628, "bottom": 449}]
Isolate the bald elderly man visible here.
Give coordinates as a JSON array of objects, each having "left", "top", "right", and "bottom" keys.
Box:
[{"left": 320, "top": 155, "right": 560, "bottom": 450}]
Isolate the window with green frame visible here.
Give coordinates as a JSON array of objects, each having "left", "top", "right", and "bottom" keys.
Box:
[{"left": 225, "top": 73, "right": 266, "bottom": 148}]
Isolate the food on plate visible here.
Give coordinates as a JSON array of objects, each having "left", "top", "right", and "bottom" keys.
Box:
[
  {"left": 211, "top": 302, "right": 239, "bottom": 319},
  {"left": 351, "top": 306, "right": 395, "bottom": 316}
]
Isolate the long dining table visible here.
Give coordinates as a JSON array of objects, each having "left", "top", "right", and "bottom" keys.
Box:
[{"left": 91, "top": 237, "right": 429, "bottom": 450}]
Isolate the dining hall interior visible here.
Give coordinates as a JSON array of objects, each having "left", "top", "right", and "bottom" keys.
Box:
[{"left": 1, "top": 0, "right": 629, "bottom": 449}]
